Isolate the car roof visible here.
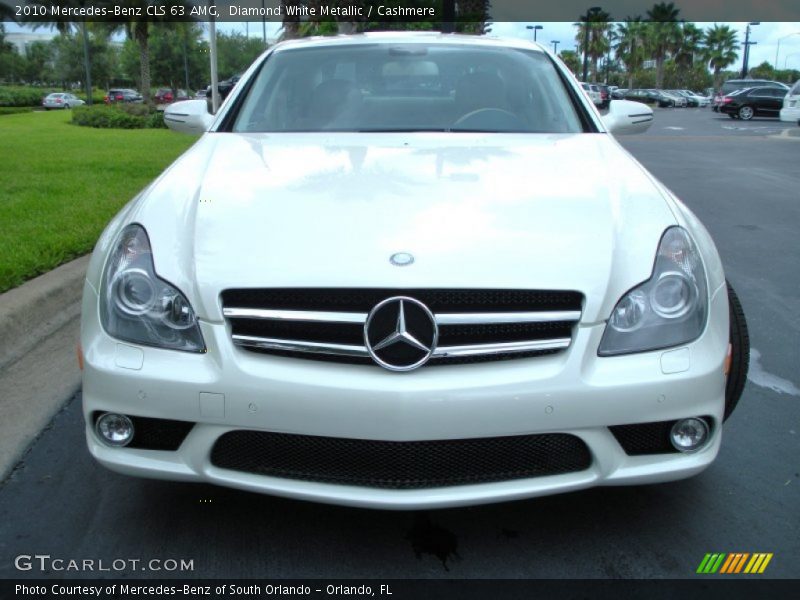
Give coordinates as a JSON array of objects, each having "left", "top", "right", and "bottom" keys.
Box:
[{"left": 269, "top": 32, "right": 548, "bottom": 55}]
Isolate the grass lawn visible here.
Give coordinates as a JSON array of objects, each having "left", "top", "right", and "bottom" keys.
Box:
[{"left": 0, "top": 110, "right": 195, "bottom": 292}]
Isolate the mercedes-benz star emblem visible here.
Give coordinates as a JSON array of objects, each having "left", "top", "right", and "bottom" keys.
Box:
[{"left": 364, "top": 297, "right": 438, "bottom": 372}]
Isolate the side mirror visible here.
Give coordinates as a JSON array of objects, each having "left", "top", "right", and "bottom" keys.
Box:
[
  {"left": 602, "top": 99, "right": 653, "bottom": 135},
  {"left": 163, "top": 99, "right": 214, "bottom": 135}
]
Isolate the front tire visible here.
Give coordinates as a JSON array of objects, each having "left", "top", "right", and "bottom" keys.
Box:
[
  {"left": 724, "top": 282, "right": 749, "bottom": 421},
  {"left": 738, "top": 105, "right": 754, "bottom": 120}
]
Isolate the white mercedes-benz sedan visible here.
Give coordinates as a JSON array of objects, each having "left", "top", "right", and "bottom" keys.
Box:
[{"left": 80, "top": 33, "right": 749, "bottom": 509}]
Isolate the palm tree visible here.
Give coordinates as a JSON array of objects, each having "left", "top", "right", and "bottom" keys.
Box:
[
  {"left": 281, "top": 0, "right": 302, "bottom": 40},
  {"left": 613, "top": 18, "right": 648, "bottom": 89},
  {"left": 675, "top": 22, "right": 704, "bottom": 68},
  {"left": 102, "top": 1, "right": 192, "bottom": 104},
  {"left": 575, "top": 7, "right": 612, "bottom": 82},
  {"left": 456, "top": 0, "right": 492, "bottom": 34},
  {"left": 0, "top": 2, "right": 17, "bottom": 22},
  {"left": 703, "top": 24, "right": 740, "bottom": 89},
  {"left": 646, "top": 2, "right": 682, "bottom": 89}
]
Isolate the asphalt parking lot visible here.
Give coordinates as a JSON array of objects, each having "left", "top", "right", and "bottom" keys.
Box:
[{"left": 0, "top": 108, "right": 798, "bottom": 580}]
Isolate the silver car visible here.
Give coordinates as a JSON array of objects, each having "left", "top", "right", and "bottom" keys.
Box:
[{"left": 42, "top": 92, "right": 85, "bottom": 110}]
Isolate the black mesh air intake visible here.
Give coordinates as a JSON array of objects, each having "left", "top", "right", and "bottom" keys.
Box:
[{"left": 210, "top": 430, "right": 592, "bottom": 489}]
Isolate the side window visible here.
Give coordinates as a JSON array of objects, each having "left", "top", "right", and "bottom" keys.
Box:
[{"left": 791, "top": 81, "right": 800, "bottom": 95}]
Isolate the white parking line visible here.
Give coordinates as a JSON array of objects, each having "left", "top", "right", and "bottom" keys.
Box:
[{"left": 747, "top": 348, "right": 800, "bottom": 396}]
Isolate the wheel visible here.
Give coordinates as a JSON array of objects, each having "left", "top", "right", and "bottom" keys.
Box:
[
  {"left": 724, "top": 281, "right": 749, "bottom": 421},
  {"left": 738, "top": 105, "right": 754, "bottom": 120}
]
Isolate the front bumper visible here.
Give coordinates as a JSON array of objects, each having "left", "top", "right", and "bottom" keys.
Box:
[{"left": 81, "top": 281, "right": 729, "bottom": 509}]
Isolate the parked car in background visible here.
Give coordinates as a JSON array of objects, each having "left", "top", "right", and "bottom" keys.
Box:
[
  {"left": 195, "top": 90, "right": 207, "bottom": 99},
  {"left": 206, "top": 74, "right": 242, "bottom": 103},
  {"left": 625, "top": 89, "right": 674, "bottom": 107},
  {"left": 104, "top": 89, "right": 143, "bottom": 104},
  {"left": 580, "top": 82, "right": 602, "bottom": 106},
  {"left": 677, "top": 90, "right": 710, "bottom": 107},
  {"left": 779, "top": 79, "right": 800, "bottom": 125},
  {"left": 611, "top": 87, "right": 627, "bottom": 99},
  {"left": 713, "top": 79, "right": 789, "bottom": 112},
  {"left": 596, "top": 83, "right": 611, "bottom": 109},
  {"left": 719, "top": 86, "right": 788, "bottom": 120},
  {"left": 42, "top": 92, "right": 85, "bottom": 110},
  {"left": 662, "top": 91, "right": 687, "bottom": 107},
  {"left": 673, "top": 90, "right": 698, "bottom": 107},
  {"left": 155, "top": 88, "right": 189, "bottom": 104}
]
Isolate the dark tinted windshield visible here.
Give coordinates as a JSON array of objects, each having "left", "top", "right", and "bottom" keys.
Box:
[{"left": 231, "top": 43, "right": 584, "bottom": 133}]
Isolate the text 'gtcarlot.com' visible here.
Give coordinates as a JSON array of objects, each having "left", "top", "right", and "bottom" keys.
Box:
[{"left": 14, "top": 554, "right": 194, "bottom": 572}]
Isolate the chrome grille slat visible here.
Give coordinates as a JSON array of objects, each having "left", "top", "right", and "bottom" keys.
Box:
[
  {"left": 222, "top": 289, "right": 583, "bottom": 367},
  {"left": 432, "top": 339, "right": 572, "bottom": 357},
  {"left": 232, "top": 335, "right": 369, "bottom": 357},
  {"left": 231, "top": 335, "right": 572, "bottom": 359},
  {"left": 437, "top": 310, "right": 580, "bottom": 324},
  {"left": 223, "top": 307, "right": 581, "bottom": 326},
  {"left": 223, "top": 308, "right": 367, "bottom": 324}
]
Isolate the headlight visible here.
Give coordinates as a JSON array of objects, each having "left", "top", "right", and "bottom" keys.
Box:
[
  {"left": 100, "top": 224, "right": 206, "bottom": 352},
  {"left": 598, "top": 227, "right": 708, "bottom": 356}
]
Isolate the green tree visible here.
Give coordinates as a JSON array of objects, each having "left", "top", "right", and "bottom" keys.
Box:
[
  {"left": 149, "top": 22, "right": 207, "bottom": 93},
  {"left": 675, "top": 22, "right": 704, "bottom": 68},
  {"left": 22, "top": 40, "right": 55, "bottom": 84},
  {"left": 214, "top": 31, "right": 267, "bottom": 80},
  {"left": 748, "top": 61, "right": 775, "bottom": 80},
  {"left": 702, "top": 24, "right": 739, "bottom": 90},
  {"left": 662, "top": 61, "right": 711, "bottom": 90},
  {"left": 645, "top": 2, "right": 682, "bottom": 89},
  {"left": 49, "top": 30, "right": 116, "bottom": 90},
  {"left": 103, "top": 1, "right": 193, "bottom": 103},
  {"left": 26, "top": 1, "right": 95, "bottom": 101},
  {"left": 0, "top": 23, "right": 25, "bottom": 83},
  {"left": 558, "top": 50, "right": 581, "bottom": 75},
  {"left": 575, "top": 7, "right": 613, "bottom": 82},
  {"left": 613, "top": 18, "right": 648, "bottom": 89}
]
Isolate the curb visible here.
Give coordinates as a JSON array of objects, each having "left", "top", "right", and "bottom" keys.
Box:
[
  {"left": 0, "top": 255, "right": 89, "bottom": 371},
  {"left": 0, "top": 255, "right": 89, "bottom": 482}
]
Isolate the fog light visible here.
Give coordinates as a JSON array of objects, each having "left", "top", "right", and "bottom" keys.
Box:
[
  {"left": 96, "top": 413, "right": 134, "bottom": 447},
  {"left": 670, "top": 418, "right": 709, "bottom": 452}
]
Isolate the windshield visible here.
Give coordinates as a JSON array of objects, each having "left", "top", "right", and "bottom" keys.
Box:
[{"left": 231, "top": 43, "right": 584, "bottom": 134}]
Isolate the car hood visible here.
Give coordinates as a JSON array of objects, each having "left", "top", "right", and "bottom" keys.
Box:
[{"left": 131, "top": 132, "right": 677, "bottom": 323}]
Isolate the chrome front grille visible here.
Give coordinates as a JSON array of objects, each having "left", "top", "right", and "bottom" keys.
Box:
[{"left": 221, "top": 289, "right": 583, "bottom": 367}]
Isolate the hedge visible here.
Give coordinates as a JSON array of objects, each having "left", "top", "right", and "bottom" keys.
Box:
[
  {"left": 71, "top": 104, "right": 166, "bottom": 129},
  {"left": 0, "top": 106, "right": 34, "bottom": 116},
  {"left": 0, "top": 86, "right": 58, "bottom": 107}
]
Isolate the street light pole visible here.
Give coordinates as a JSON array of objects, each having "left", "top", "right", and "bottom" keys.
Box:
[
  {"left": 581, "top": 6, "right": 602, "bottom": 82},
  {"left": 741, "top": 22, "right": 760, "bottom": 78},
  {"left": 552, "top": 40, "right": 560, "bottom": 54},
  {"left": 526, "top": 25, "right": 543, "bottom": 42},
  {"left": 775, "top": 32, "right": 800, "bottom": 75}
]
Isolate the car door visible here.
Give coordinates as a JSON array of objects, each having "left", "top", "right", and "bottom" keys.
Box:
[
  {"left": 747, "top": 88, "right": 774, "bottom": 115},
  {"left": 765, "top": 89, "right": 786, "bottom": 115}
]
